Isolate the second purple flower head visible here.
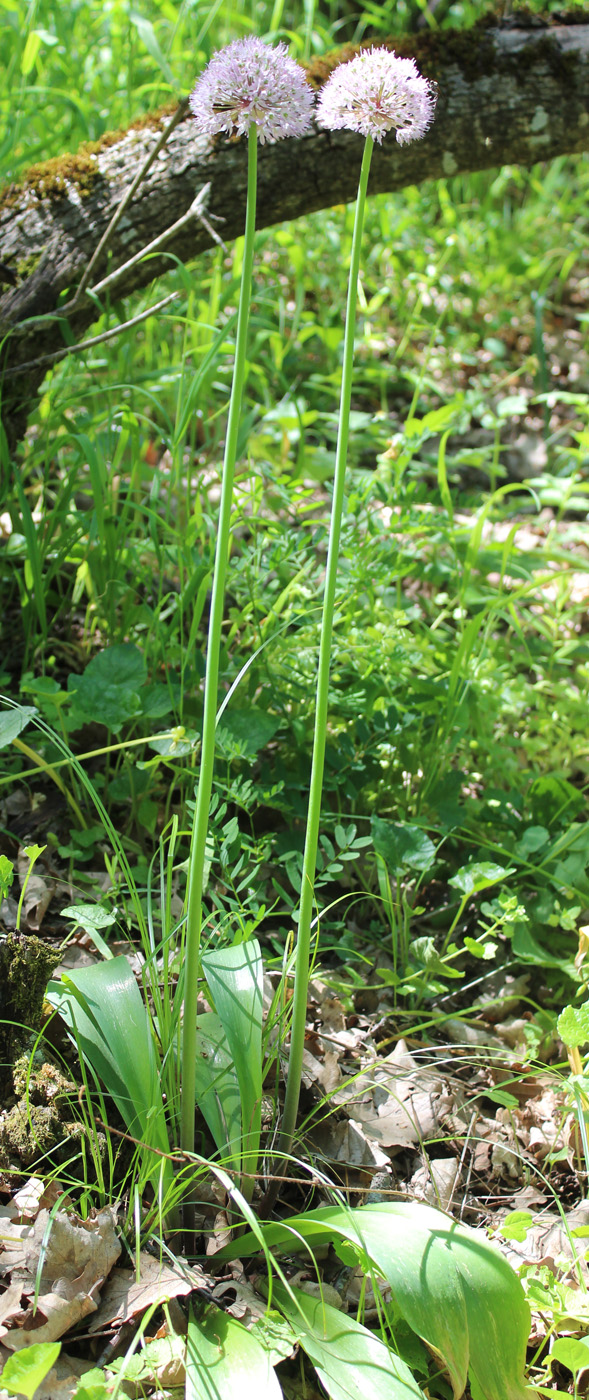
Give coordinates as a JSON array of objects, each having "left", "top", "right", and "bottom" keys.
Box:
[{"left": 317, "top": 47, "right": 437, "bottom": 146}]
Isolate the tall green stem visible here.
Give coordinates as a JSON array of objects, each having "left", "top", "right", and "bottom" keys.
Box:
[
  {"left": 181, "top": 128, "right": 258, "bottom": 1166},
  {"left": 278, "top": 136, "right": 374, "bottom": 1161}
]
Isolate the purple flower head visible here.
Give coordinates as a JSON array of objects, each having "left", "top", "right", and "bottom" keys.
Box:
[
  {"left": 190, "top": 36, "right": 315, "bottom": 145},
  {"left": 316, "top": 47, "right": 436, "bottom": 146}
]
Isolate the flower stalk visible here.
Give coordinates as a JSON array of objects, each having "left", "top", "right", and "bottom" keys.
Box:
[
  {"left": 277, "top": 135, "right": 375, "bottom": 1162},
  {"left": 180, "top": 41, "right": 314, "bottom": 1227},
  {"left": 181, "top": 126, "right": 258, "bottom": 1165},
  {"left": 277, "top": 48, "right": 436, "bottom": 1165}
]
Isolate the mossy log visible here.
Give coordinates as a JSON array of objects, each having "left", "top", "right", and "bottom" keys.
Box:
[
  {"left": 0, "top": 933, "right": 61, "bottom": 1095},
  {"left": 0, "top": 15, "right": 588, "bottom": 454}
]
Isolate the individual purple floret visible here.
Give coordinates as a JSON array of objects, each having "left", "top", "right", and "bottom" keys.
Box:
[
  {"left": 189, "top": 36, "right": 315, "bottom": 145},
  {"left": 316, "top": 47, "right": 437, "bottom": 146}
]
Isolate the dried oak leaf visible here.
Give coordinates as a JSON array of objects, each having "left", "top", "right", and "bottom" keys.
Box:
[
  {"left": 0, "top": 1207, "right": 120, "bottom": 1351},
  {"left": 332, "top": 1041, "right": 460, "bottom": 1151},
  {"left": 88, "top": 1253, "right": 210, "bottom": 1333}
]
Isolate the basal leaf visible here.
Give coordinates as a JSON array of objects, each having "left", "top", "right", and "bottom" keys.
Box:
[
  {"left": 273, "top": 1284, "right": 426, "bottom": 1400},
  {"left": 48, "top": 957, "right": 173, "bottom": 1196},
  {"left": 68, "top": 644, "right": 146, "bottom": 732},
  {"left": 217, "top": 1201, "right": 536, "bottom": 1400},
  {"left": 194, "top": 1012, "right": 243, "bottom": 1173},
  {"left": 202, "top": 941, "right": 263, "bottom": 1196},
  {"left": 557, "top": 1003, "right": 589, "bottom": 1050},
  {"left": 186, "top": 1306, "right": 282, "bottom": 1400}
]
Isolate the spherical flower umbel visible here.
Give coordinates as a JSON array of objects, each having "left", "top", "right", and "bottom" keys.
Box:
[
  {"left": 316, "top": 47, "right": 436, "bottom": 146},
  {"left": 189, "top": 36, "right": 315, "bottom": 146}
]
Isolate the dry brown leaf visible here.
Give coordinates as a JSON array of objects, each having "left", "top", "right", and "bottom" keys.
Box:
[
  {"left": 16, "top": 851, "right": 52, "bottom": 931},
  {"left": 301, "top": 1048, "right": 326, "bottom": 1089},
  {"left": 342, "top": 1269, "right": 392, "bottom": 1320},
  {"left": 88, "top": 1253, "right": 210, "bottom": 1333},
  {"left": 212, "top": 1279, "right": 270, "bottom": 1324},
  {"left": 317, "top": 1051, "right": 342, "bottom": 1095},
  {"left": 312, "top": 1117, "right": 389, "bottom": 1170},
  {"left": 356, "top": 1083, "right": 455, "bottom": 1150},
  {"left": 519, "top": 1086, "right": 571, "bottom": 1160},
  {"left": 0, "top": 1219, "right": 32, "bottom": 1276},
  {"left": 409, "top": 1156, "right": 460, "bottom": 1210},
  {"left": 289, "top": 1275, "right": 343, "bottom": 1310},
  {"left": 491, "top": 1132, "right": 522, "bottom": 1180},
  {"left": 0, "top": 1284, "right": 24, "bottom": 1329},
  {"left": 11, "top": 1178, "right": 65, "bottom": 1223},
  {"left": 0, "top": 1207, "right": 120, "bottom": 1351},
  {"left": 331, "top": 1042, "right": 460, "bottom": 1152},
  {"left": 473, "top": 973, "right": 530, "bottom": 1025},
  {"left": 444, "top": 1018, "right": 504, "bottom": 1049},
  {"left": 497, "top": 1200, "right": 589, "bottom": 1283},
  {"left": 206, "top": 1210, "right": 232, "bottom": 1256}
]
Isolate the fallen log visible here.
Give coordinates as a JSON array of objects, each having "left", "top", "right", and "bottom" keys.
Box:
[{"left": 1, "top": 15, "right": 588, "bottom": 454}]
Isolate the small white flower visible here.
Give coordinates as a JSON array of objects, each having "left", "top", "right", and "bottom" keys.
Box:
[
  {"left": 317, "top": 47, "right": 437, "bottom": 145},
  {"left": 190, "top": 37, "right": 315, "bottom": 145}
]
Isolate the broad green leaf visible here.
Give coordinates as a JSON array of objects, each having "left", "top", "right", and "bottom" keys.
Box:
[
  {"left": 61, "top": 904, "right": 116, "bottom": 931},
  {"left": 217, "top": 709, "right": 280, "bottom": 757},
  {"left": 273, "top": 1284, "right": 426, "bottom": 1400},
  {"left": 463, "top": 936, "right": 497, "bottom": 961},
  {"left": 371, "top": 819, "right": 436, "bottom": 875},
  {"left": 149, "top": 727, "right": 199, "bottom": 757},
  {"left": 217, "top": 1201, "right": 535, "bottom": 1400},
  {"left": 530, "top": 775, "right": 585, "bottom": 828},
  {"left": 496, "top": 395, "right": 528, "bottom": 417},
  {"left": 422, "top": 403, "right": 457, "bottom": 432},
  {"left": 60, "top": 904, "right": 116, "bottom": 958},
  {"left": 186, "top": 1306, "right": 282, "bottom": 1400},
  {"left": 250, "top": 1310, "right": 297, "bottom": 1368},
  {"left": 194, "top": 1012, "right": 243, "bottom": 1173},
  {"left": 550, "top": 1336, "right": 589, "bottom": 1375},
  {"left": 557, "top": 1003, "right": 589, "bottom": 1049},
  {"left": 515, "top": 826, "right": 549, "bottom": 858},
  {"left": 202, "top": 941, "right": 263, "bottom": 1196},
  {"left": 410, "top": 937, "right": 463, "bottom": 979},
  {"left": 141, "top": 683, "right": 176, "bottom": 719},
  {"left": 0, "top": 704, "right": 37, "bottom": 750},
  {"left": 0, "top": 854, "right": 14, "bottom": 897},
  {"left": 1, "top": 1341, "right": 61, "bottom": 1398},
  {"left": 22, "top": 842, "right": 45, "bottom": 863},
  {"left": 449, "top": 863, "right": 512, "bottom": 897},
  {"left": 498, "top": 1212, "right": 533, "bottom": 1243},
  {"left": 47, "top": 957, "right": 172, "bottom": 1195},
  {"left": 510, "top": 920, "right": 564, "bottom": 968},
  {"left": 71, "top": 1369, "right": 112, "bottom": 1399},
  {"left": 67, "top": 644, "right": 146, "bottom": 732}
]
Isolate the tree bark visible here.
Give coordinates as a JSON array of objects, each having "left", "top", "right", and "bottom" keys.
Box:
[{"left": 1, "top": 17, "right": 588, "bottom": 454}]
